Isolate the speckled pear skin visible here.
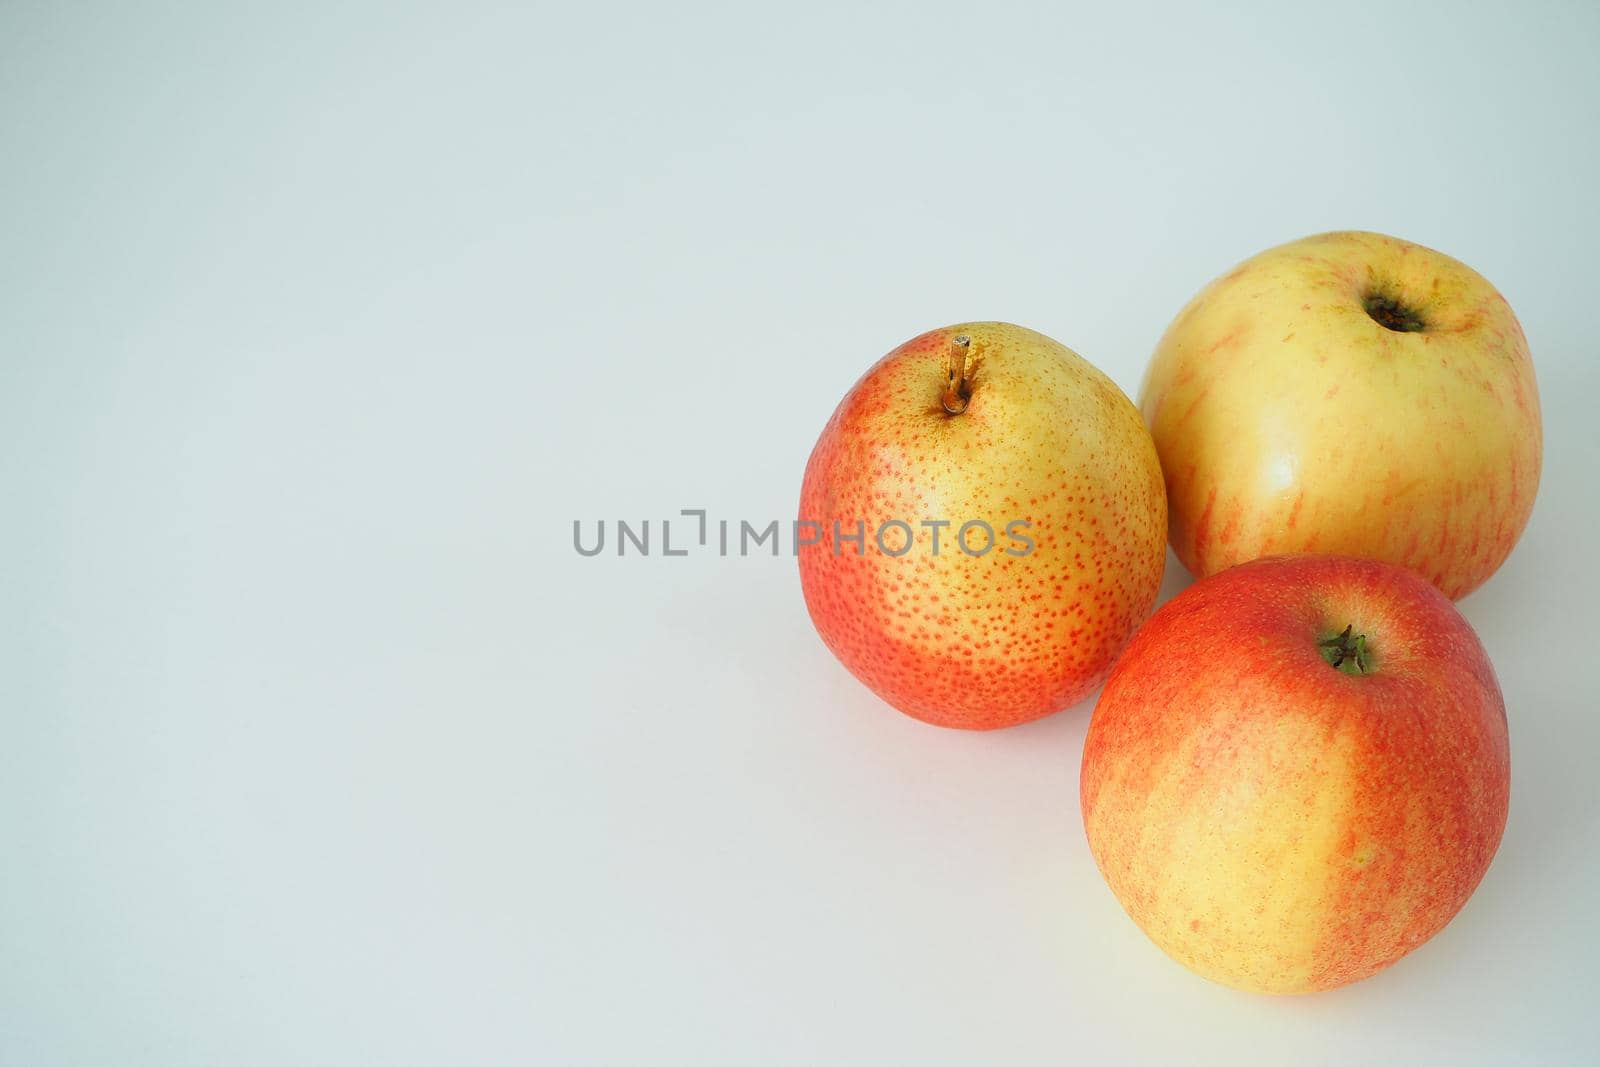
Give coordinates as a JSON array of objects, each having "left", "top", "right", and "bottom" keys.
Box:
[
  {"left": 798, "top": 322, "right": 1167, "bottom": 730},
  {"left": 1082, "top": 555, "right": 1510, "bottom": 994},
  {"left": 1141, "top": 230, "right": 1541, "bottom": 600}
]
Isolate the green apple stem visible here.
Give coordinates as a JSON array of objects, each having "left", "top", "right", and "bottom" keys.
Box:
[
  {"left": 941, "top": 334, "right": 974, "bottom": 415},
  {"left": 1319, "top": 624, "right": 1373, "bottom": 675}
]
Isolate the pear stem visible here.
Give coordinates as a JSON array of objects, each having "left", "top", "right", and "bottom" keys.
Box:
[{"left": 941, "top": 334, "right": 974, "bottom": 414}]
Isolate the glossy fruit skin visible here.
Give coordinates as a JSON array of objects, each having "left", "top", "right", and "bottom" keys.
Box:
[
  {"left": 799, "top": 322, "right": 1166, "bottom": 730},
  {"left": 1082, "top": 555, "right": 1510, "bottom": 994},
  {"left": 1141, "top": 230, "right": 1542, "bottom": 600}
]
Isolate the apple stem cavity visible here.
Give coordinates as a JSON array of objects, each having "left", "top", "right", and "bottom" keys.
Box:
[
  {"left": 1319, "top": 624, "right": 1374, "bottom": 675},
  {"left": 1363, "top": 293, "right": 1427, "bottom": 333},
  {"left": 941, "top": 334, "right": 977, "bottom": 415}
]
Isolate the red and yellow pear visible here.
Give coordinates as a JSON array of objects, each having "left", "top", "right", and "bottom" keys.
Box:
[{"left": 799, "top": 322, "right": 1166, "bottom": 729}]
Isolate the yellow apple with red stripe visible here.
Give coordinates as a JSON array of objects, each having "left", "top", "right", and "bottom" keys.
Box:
[
  {"left": 1081, "top": 555, "right": 1510, "bottom": 994},
  {"left": 1141, "top": 231, "right": 1541, "bottom": 599}
]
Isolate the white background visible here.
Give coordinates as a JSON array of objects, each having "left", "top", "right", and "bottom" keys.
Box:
[{"left": 4, "top": 2, "right": 1597, "bottom": 1063}]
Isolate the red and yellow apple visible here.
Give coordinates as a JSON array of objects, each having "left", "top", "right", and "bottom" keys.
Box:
[
  {"left": 798, "top": 322, "right": 1166, "bottom": 730},
  {"left": 1081, "top": 554, "right": 1510, "bottom": 994},
  {"left": 1141, "top": 230, "right": 1541, "bottom": 599}
]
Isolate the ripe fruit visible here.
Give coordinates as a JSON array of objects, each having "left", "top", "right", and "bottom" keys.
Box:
[
  {"left": 1141, "top": 230, "right": 1542, "bottom": 599},
  {"left": 798, "top": 322, "right": 1166, "bottom": 730},
  {"left": 1081, "top": 555, "right": 1510, "bottom": 994}
]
